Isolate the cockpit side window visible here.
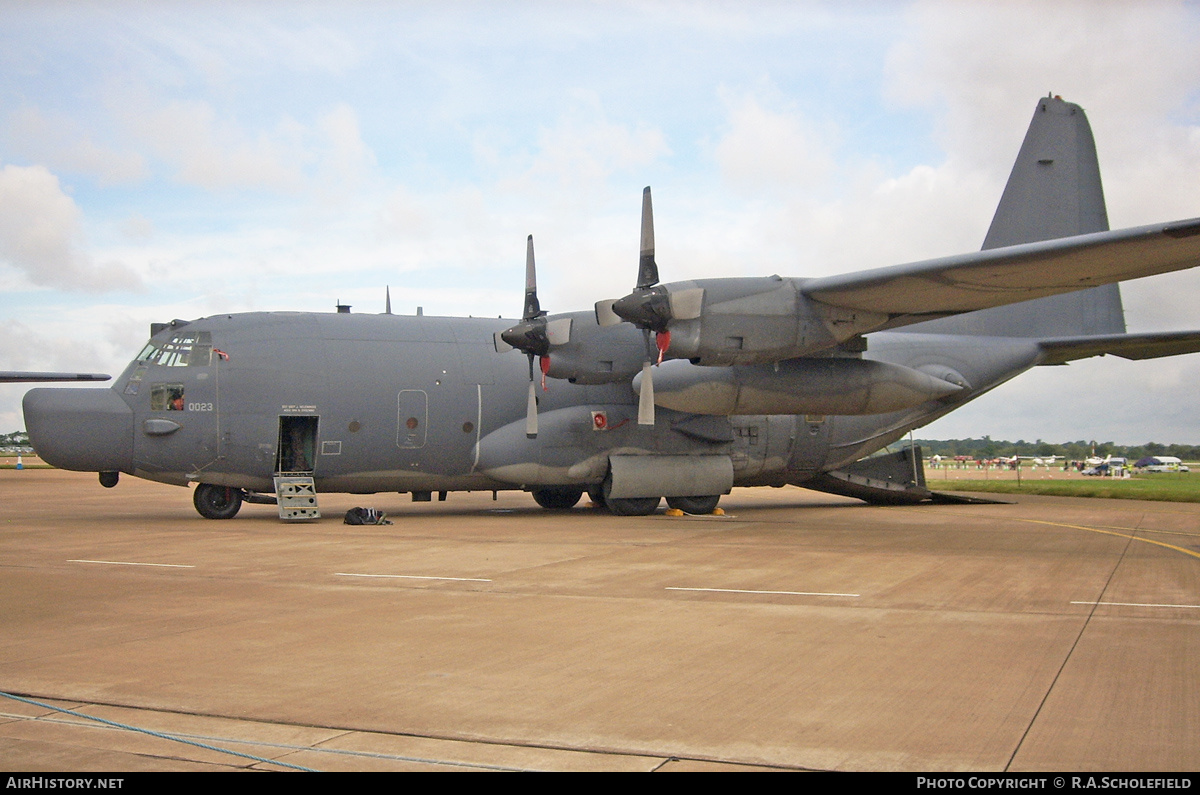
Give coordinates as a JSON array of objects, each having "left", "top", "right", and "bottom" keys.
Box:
[
  {"left": 137, "top": 331, "right": 213, "bottom": 367},
  {"left": 150, "top": 383, "right": 185, "bottom": 411}
]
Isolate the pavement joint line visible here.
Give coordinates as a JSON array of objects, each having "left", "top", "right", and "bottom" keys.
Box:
[
  {"left": 335, "top": 572, "right": 493, "bottom": 582},
  {"left": 68, "top": 559, "right": 195, "bottom": 568},
  {"left": 0, "top": 708, "right": 528, "bottom": 772},
  {"left": 1070, "top": 600, "right": 1200, "bottom": 609},
  {"left": 0, "top": 691, "right": 315, "bottom": 772},
  {"left": 1005, "top": 519, "right": 1138, "bottom": 771},
  {"left": 666, "top": 587, "right": 860, "bottom": 597},
  {"left": 0, "top": 706, "right": 799, "bottom": 772}
]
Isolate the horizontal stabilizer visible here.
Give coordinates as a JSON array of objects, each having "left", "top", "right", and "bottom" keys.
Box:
[
  {"left": 804, "top": 219, "right": 1200, "bottom": 324},
  {"left": 1037, "top": 330, "right": 1200, "bottom": 365}
]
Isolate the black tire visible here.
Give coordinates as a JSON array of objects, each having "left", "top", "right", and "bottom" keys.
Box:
[
  {"left": 193, "top": 483, "right": 244, "bottom": 520},
  {"left": 666, "top": 495, "right": 721, "bottom": 515},
  {"left": 531, "top": 486, "right": 583, "bottom": 511},
  {"left": 602, "top": 473, "right": 660, "bottom": 517}
]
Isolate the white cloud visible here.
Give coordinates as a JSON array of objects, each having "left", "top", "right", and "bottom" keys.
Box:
[
  {"left": 4, "top": 107, "right": 149, "bottom": 185},
  {"left": 129, "top": 99, "right": 308, "bottom": 191},
  {"left": 0, "top": 164, "right": 142, "bottom": 291},
  {"left": 714, "top": 91, "right": 835, "bottom": 197},
  {"left": 314, "top": 104, "right": 377, "bottom": 197},
  {"left": 521, "top": 104, "right": 670, "bottom": 196},
  {"left": 884, "top": 0, "right": 1200, "bottom": 188},
  {"left": 111, "top": 96, "right": 380, "bottom": 197},
  {"left": 921, "top": 353, "right": 1200, "bottom": 446}
]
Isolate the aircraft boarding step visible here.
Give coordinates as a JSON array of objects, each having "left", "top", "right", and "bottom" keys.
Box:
[{"left": 274, "top": 475, "right": 320, "bottom": 521}]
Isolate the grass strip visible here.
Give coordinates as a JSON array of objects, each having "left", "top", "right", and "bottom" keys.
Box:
[{"left": 936, "top": 474, "right": 1200, "bottom": 503}]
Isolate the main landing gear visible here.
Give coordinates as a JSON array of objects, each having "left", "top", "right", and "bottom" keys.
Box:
[
  {"left": 530, "top": 485, "right": 584, "bottom": 510},
  {"left": 601, "top": 472, "right": 661, "bottom": 516},
  {"left": 591, "top": 473, "right": 722, "bottom": 517},
  {"left": 193, "top": 483, "right": 244, "bottom": 520},
  {"left": 534, "top": 478, "right": 723, "bottom": 517},
  {"left": 665, "top": 495, "right": 722, "bottom": 515}
]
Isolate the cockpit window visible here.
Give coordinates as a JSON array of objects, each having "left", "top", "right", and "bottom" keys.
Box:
[
  {"left": 150, "top": 383, "right": 185, "bottom": 411},
  {"left": 137, "top": 331, "right": 213, "bottom": 367}
]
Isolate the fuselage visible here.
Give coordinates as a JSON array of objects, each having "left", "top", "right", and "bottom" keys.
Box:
[{"left": 23, "top": 309, "right": 1044, "bottom": 503}]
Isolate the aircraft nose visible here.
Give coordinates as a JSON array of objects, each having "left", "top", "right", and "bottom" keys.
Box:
[{"left": 23, "top": 387, "right": 133, "bottom": 472}]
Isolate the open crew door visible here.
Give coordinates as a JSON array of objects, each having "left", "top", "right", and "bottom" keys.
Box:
[{"left": 276, "top": 415, "right": 319, "bottom": 474}]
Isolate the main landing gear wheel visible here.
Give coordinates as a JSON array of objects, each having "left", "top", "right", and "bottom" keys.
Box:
[
  {"left": 601, "top": 473, "right": 660, "bottom": 517},
  {"left": 666, "top": 495, "right": 721, "bottom": 515},
  {"left": 193, "top": 483, "right": 244, "bottom": 520},
  {"left": 531, "top": 486, "right": 584, "bottom": 510}
]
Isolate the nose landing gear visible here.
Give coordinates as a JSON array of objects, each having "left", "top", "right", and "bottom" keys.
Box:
[{"left": 193, "top": 483, "right": 244, "bottom": 519}]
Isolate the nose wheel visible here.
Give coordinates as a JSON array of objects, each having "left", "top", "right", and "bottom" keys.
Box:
[{"left": 193, "top": 483, "right": 244, "bottom": 520}]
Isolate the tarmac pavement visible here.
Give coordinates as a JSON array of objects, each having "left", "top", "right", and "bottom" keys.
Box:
[{"left": 1, "top": 468, "right": 1197, "bottom": 771}]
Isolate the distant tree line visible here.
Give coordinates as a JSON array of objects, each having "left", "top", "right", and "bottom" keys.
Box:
[
  {"left": 1, "top": 431, "right": 30, "bottom": 447},
  {"left": 913, "top": 436, "right": 1200, "bottom": 462}
]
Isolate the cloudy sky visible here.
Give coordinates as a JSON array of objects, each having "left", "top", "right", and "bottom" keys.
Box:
[{"left": 3, "top": 0, "right": 1200, "bottom": 444}]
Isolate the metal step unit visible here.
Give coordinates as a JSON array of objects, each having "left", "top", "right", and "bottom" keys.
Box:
[{"left": 274, "top": 475, "right": 320, "bottom": 521}]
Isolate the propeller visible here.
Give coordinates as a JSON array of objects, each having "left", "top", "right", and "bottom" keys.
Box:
[
  {"left": 597, "top": 187, "right": 672, "bottom": 426},
  {"left": 497, "top": 235, "right": 570, "bottom": 438}
]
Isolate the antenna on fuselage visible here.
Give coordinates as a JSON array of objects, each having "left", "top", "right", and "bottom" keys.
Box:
[{"left": 385, "top": 286, "right": 392, "bottom": 314}]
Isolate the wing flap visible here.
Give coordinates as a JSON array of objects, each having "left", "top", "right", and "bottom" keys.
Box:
[{"left": 804, "top": 219, "right": 1200, "bottom": 318}]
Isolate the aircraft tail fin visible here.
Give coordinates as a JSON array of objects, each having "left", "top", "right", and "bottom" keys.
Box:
[{"left": 905, "top": 95, "right": 1125, "bottom": 338}]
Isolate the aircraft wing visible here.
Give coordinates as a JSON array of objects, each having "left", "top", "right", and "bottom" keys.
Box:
[
  {"left": 803, "top": 219, "right": 1200, "bottom": 323},
  {"left": 0, "top": 372, "right": 111, "bottom": 383},
  {"left": 1036, "top": 331, "right": 1200, "bottom": 365}
]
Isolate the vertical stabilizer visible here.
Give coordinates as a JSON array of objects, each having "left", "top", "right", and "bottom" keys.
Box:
[{"left": 906, "top": 95, "right": 1125, "bottom": 338}]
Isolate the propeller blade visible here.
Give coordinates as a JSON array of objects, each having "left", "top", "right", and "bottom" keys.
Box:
[
  {"left": 523, "top": 234, "right": 541, "bottom": 321},
  {"left": 637, "top": 360, "right": 655, "bottom": 426},
  {"left": 525, "top": 378, "right": 538, "bottom": 438},
  {"left": 636, "top": 186, "right": 658, "bottom": 290},
  {"left": 500, "top": 235, "right": 553, "bottom": 356}
]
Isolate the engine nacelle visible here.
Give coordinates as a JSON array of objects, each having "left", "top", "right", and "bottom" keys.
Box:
[
  {"left": 632, "top": 356, "right": 963, "bottom": 416},
  {"left": 607, "top": 275, "right": 891, "bottom": 366},
  {"left": 657, "top": 276, "right": 889, "bottom": 365},
  {"left": 504, "top": 310, "right": 646, "bottom": 384}
]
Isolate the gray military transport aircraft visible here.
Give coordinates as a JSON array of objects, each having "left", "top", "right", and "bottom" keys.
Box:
[{"left": 21, "top": 95, "right": 1200, "bottom": 519}]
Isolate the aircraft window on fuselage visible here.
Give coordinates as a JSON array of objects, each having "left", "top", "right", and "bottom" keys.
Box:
[
  {"left": 136, "top": 331, "right": 213, "bottom": 367},
  {"left": 124, "top": 364, "right": 148, "bottom": 395},
  {"left": 150, "top": 383, "right": 185, "bottom": 411}
]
